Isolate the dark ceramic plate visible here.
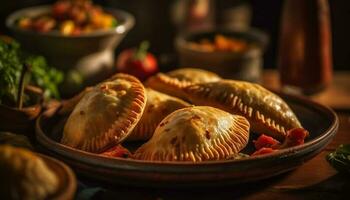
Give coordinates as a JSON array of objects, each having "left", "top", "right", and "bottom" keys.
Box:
[{"left": 35, "top": 93, "right": 338, "bottom": 187}]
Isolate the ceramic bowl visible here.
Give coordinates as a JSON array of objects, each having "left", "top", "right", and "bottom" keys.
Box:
[
  {"left": 6, "top": 5, "right": 134, "bottom": 96},
  {"left": 0, "top": 104, "right": 41, "bottom": 134},
  {"left": 175, "top": 28, "right": 268, "bottom": 83}
]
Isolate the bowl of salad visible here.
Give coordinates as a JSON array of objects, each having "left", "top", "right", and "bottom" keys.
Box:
[{"left": 6, "top": 0, "right": 135, "bottom": 96}]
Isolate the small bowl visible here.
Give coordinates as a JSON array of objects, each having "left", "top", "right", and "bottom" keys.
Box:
[
  {"left": 38, "top": 154, "right": 76, "bottom": 200},
  {"left": 0, "top": 104, "right": 41, "bottom": 135},
  {"left": 6, "top": 5, "right": 134, "bottom": 95},
  {"left": 0, "top": 85, "right": 43, "bottom": 135},
  {"left": 175, "top": 28, "right": 268, "bottom": 83}
]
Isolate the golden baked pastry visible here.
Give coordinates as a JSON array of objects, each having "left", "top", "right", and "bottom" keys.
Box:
[
  {"left": 61, "top": 73, "right": 147, "bottom": 153},
  {"left": 145, "top": 73, "right": 191, "bottom": 101},
  {"left": 183, "top": 80, "right": 302, "bottom": 141},
  {"left": 134, "top": 106, "right": 250, "bottom": 162},
  {"left": 0, "top": 145, "right": 58, "bottom": 200},
  {"left": 127, "top": 88, "right": 190, "bottom": 141},
  {"left": 58, "top": 86, "right": 93, "bottom": 115},
  {"left": 166, "top": 68, "right": 221, "bottom": 83},
  {"left": 145, "top": 68, "right": 221, "bottom": 101}
]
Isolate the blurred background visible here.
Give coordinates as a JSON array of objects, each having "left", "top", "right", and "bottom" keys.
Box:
[{"left": 1, "top": 0, "right": 349, "bottom": 71}]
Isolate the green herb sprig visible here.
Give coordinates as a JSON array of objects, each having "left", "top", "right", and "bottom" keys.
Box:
[
  {"left": 326, "top": 144, "right": 350, "bottom": 174},
  {"left": 0, "top": 38, "right": 63, "bottom": 106}
]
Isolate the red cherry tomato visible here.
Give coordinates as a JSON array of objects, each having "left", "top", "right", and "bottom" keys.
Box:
[
  {"left": 116, "top": 41, "right": 158, "bottom": 81},
  {"left": 52, "top": 0, "right": 71, "bottom": 19}
]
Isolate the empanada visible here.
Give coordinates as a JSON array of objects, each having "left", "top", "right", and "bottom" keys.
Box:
[
  {"left": 134, "top": 106, "right": 250, "bottom": 162},
  {"left": 184, "top": 80, "right": 302, "bottom": 141},
  {"left": 167, "top": 68, "right": 221, "bottom": 83},
  {"left": 127, "top": 88, "right": 190, "bottom": 141},
  {"left": 61, "top": 74, "right": 146, "bottom": 153},
  {"left": 145, "top": 68, "right": 221, "bottom": 101}
]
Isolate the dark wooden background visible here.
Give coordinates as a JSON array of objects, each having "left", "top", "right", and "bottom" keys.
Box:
[{"left": 1, "top": 0, "right": 349, "bottom": 71}]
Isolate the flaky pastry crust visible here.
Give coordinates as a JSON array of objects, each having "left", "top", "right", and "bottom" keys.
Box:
[
  {"left": 134, "top": 106, "right": 250, "bottom": 162},
  {"left": 61, "top": 73, "right": 147, "bottom": 153},
  {"left": 145, "top": 68, "right": 221, "bottom": 101},
  {"left": 184, "top": 80, "right": 302, "bottom": 141},
  {"left": 127, "top": 88, "right": 190, "bottom": 141}
]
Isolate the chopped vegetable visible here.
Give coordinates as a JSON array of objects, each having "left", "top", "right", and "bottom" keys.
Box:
[
  {"left": 60, "top": 20, "right": 75, "bottom": 35},
  {"left": 327, "top": 144, "right": 350, "bottom": 174},
  {"left": 188, "top": 34, "right": 250, "bottom": 52},
  {"left": 17, "top": 0, "right": 118, "bottom": 36},
  {"left": 279, "top": 128, "right": 309, "bottom": 148},
  {"left": 251, "top": 128, "right": 309, "bottom": 156},
  {"left": 253, "top": 134, "right": 280, "bottom": 150},
  {"left": 100, "top": 145, "right": 131, "bottom": 158}
]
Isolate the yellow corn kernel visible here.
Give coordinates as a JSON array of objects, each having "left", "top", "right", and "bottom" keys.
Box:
[
  {"left": 18, "top": 18, "right": 32, "bottom": 29},
  {"left": 101, "top": 14, "right": 113, "bottom": 29},
  {"left": 60, "top": 20, "right": 75, "bottom": 35}
]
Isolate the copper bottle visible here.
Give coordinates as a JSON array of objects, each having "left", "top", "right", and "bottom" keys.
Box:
[{"left": 278, "top": 0, "right": 333, "bottom": 95}]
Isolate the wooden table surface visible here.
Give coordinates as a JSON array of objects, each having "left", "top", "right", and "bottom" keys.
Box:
[{"left": 80, "top": 71, "right": 350, "bottom": 200}]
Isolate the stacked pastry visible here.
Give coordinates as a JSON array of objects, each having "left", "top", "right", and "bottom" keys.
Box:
[{"left": 60, "top": 68, "right": 307, "bottom": 162}]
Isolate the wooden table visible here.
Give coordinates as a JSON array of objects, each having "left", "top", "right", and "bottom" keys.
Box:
[
  {"left": 262, "top": 70, "right": 350, "bottom": 110},
  {"left": 79, "top": 70, "right": 350, "bottom": 200}
]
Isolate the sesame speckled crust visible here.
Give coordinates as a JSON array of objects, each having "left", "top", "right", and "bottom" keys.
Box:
[
  {"left": 61, "top": 74, "right": 147, "bottom": 153},
  {"left": 127, "top": 88, "right": 190, "bottom": 141},
  {"left": 184, "top": 80, "right": 302, "bottom": 141},
  {"left": 134, "top": 106, "right": 250, "bottom": 162}
]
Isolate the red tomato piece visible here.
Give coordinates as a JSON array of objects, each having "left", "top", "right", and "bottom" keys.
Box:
[
  {"left": 253, "top": 134, "right": 280, "bottom": 150},
  {"left": 100, "top": 145, "right": 130, "bottom": 158},
  {"left": 281, "top": 128, "right": 309, "bottom": 148},
  {"left": 52, "top": 0, "right": 71, "bottom": 19}
]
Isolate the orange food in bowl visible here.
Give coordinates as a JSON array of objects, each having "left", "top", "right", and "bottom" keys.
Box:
[
  {"left": 16, "top": 0, "right": 118, "bottom": 36},
  {"left": 189, "top": 34, "right": 250, "bottom": 53}
]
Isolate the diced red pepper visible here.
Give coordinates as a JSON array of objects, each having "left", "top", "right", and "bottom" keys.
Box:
[
  {"left": 280, "top": 128, "right": 309, "bottom": 148},
  {"left": 251, "top": 128, "right": 308, "bottom": 156},
  {"left": 253, "top": 134, "right": 280, "bottom": 150},
  {"left": 100, "top": 145, "right": 130, "bottom": 158}
]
